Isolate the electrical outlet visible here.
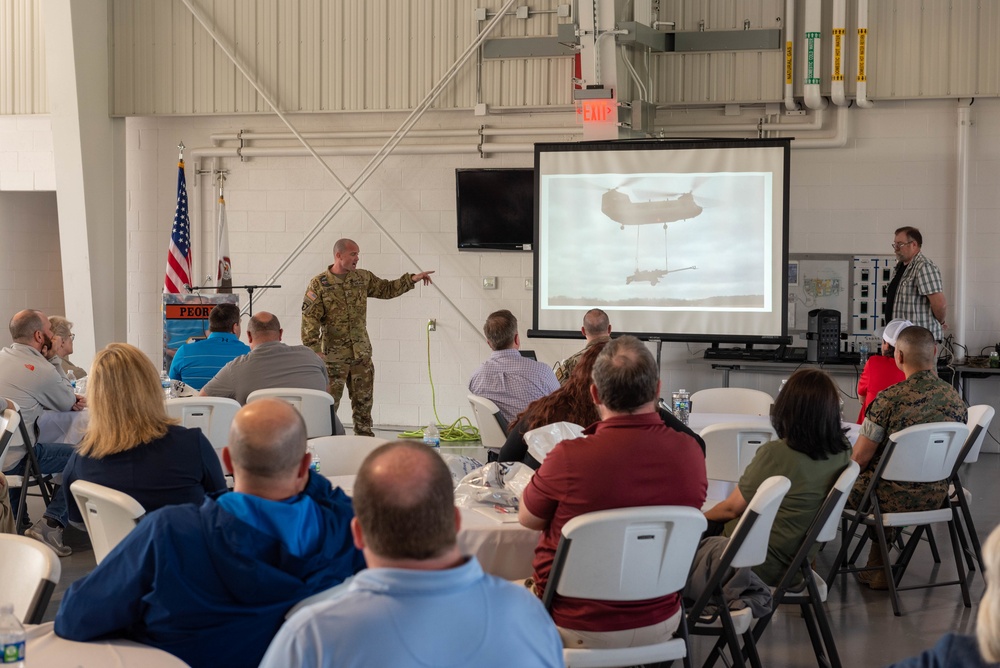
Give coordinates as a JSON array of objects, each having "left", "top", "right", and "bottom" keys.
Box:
[
  {"left": 483, "top": 276, "right": 497, "bottom": 290},
  {"left": 428, "top": 319, "right": 436, "bottom": 331}
]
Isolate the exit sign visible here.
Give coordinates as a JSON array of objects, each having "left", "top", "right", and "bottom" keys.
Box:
[{"left": 579, "top": 99, "right": 614, "bottom": 123}]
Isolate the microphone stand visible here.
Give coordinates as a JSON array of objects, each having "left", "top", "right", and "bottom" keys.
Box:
[{"left": 185, "top": 284, "right": 281, "bottom": 316}]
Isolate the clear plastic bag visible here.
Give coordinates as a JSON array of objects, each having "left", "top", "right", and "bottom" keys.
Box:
[
  {"left": 439, "top": 453, "right": 484, "bottom": 487},
  {"left": 454, "top": 461, "right": 534, "bottom": 510},
  {"left": 524, "top": 421, "right": 584, "bottom": 464}
]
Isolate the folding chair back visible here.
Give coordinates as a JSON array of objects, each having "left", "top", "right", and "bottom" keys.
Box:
[
  {"left": 246, "top": 388, "right": 336, "bottom": 439},
  {"left": 542, "top": 506, "right": 706, "bottom": 667},
  {"left": 688, "top": 476, "right": 791, "bottom": 668},
  {"left": 0, "top": 534, "right": 61, "bottom": 623},
  {"left": 725, "top": 475, "right": 791, "bottom": 569},
  {"left": 0, "top": 408, "right": 21, "bottom": 472},
  {"left": 701, "top": 422, "right": 778, "bottom": 483},
  {"left": 880, "top": 422, "right": 969, "bottom": 484},
  {"left": 753, "top": 461, "right": 860, "bottom": 668},
  {"left": 307, "top": 436, "right": 391, "bottom": 476},
  {"left": 165, "top": 397, "right": 241, "bottom": 450},
  {"left": 70, "top": 480, "right": 145, "bottom": 564},
  {"left": 467, "top": 394, "right": 508, "bottom": 449},
  {"left": 690, "top": 388, "right": 774, "bottom": 415},
  {"left": 962, "top": 405, "right": 995, "bottom": 464}
]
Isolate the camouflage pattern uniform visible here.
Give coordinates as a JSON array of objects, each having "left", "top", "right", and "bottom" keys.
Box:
[
  {"left": 553, "top": 335, "right": 611, "bottom": 385},
  {"left": 848, "top": 369, "right": 967, "bottom": 536},
  {"left": 302, "top": 267, "right": 415, "bottom": 436}
]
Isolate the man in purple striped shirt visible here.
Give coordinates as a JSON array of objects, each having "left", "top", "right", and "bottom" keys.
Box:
[{"left": 468, "top": 310, "right": 559, "bottom": 427}]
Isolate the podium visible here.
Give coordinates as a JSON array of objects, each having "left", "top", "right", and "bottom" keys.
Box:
[{"left": 162, "top": 293, "right": 239, "bottom": 372}]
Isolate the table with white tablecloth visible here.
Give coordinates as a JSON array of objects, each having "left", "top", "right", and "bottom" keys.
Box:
[
  {"left": 327, "top": 474, "right": 539, "bottom": 580},
  {"left": 36, "top": 410, "right": 89, "bottom": 446},
  {"left": 25, "top": 622, "right": 187, "bottom": 668}
]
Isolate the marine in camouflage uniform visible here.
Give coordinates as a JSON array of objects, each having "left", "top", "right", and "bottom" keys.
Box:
[
  {"left": 848, "top": 368, "right": 967, "bottom": 526},
  {"left": 301, "top": 240, "right": 433, "bottom": 436},
  {"left": 553, "top": 334, "right": 611, "bottom": 384}
]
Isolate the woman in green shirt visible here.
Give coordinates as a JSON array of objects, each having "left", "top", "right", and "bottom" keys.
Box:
[{"left": 704, "top": 368, "right": 853, "bottom": 585}]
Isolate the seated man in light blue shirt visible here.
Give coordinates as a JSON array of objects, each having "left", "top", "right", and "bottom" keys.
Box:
[
  {"left": 260, "top": 441, "right": 564, "bottom": 668},
  {"left": 168, "top": 303, "right": 250, "bottom": 390}
]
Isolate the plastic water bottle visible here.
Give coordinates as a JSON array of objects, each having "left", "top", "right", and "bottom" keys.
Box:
[
  {"left": 308, "top": 444, "right": 321, "bottom": 474},
  {"left": 0, "top": 604, "right": 25, "bottom": 668},
  {"left": 423, "top": 423, "right": 441, "bottom": 449},
  {"left": 160, "top": 370, "right": 173, "bottom": 399},
  {"left": 671, "top": 389, "right": 690, "bottom": 426},
  {"left": 66, "top": 369, "right": 76, "bottom": 389},
  {"left": 859, "top": 343, "right": 870, "bottom": 367}
]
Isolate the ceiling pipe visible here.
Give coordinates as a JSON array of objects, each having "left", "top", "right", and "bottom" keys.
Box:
[
  {"left": 189, "top": 144, "right": 537, "bottom": 159},
  {"left": 855, "top": 0, "right": 874, "bottom": 108},
  {"left": 830, "top": 0, "right": 849, "bottom": 106},
  {"left": 792, "top": 103, "right": 848, "bottom": 148},
  {"left": 658, "top": 108, "right": 825, "bottom": 134},
  {"left": 207, "top": 127, "right": 581, "bottom": 143},
  {"left": 784, "top": 0, "right": 799, "bottom": 111},
  {"left": 803, "top": 0, "right": 828, "bottom": 110}
]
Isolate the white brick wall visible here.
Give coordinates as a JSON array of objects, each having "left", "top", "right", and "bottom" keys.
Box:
[
  {"left": 0, "top": 116, "right": 55, "bottom": 191},
  {"left": 0, "top": 191, "right": 64, "bottom": 346}
]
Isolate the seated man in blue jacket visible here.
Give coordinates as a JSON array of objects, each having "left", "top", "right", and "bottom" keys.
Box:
[{"left": 54, "top": 398, "right": 365, "bottom": 668}]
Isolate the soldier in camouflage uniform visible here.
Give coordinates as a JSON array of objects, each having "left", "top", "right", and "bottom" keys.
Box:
[
  {"left": 848, "top": 325, "right": 966, "bottom": 589},
  {"left": 301, "top": 239, "right": 434, "bottom": 436},
  {"left": 553, "top": 309, "right": 612, "bottom": 385}
]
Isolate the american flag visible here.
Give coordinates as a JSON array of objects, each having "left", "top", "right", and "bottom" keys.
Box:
[{"left": 164, "top": 159, "right": 192, "bottom": 293}]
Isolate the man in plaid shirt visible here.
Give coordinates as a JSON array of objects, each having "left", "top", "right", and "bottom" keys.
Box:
[
  {"left": 883, "top": 226, "right": 947, "bottom": 341},
  {"left": 469, "top": 309, "right": 559, "bottom": 427}
]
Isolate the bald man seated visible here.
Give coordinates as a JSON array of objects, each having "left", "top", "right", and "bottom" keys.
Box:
[
  {"left": 260, "top": 441, "right": 564, "bottom": 668},
  {"left": 55, "top": 399, "right": 365, "bottom": 668}
]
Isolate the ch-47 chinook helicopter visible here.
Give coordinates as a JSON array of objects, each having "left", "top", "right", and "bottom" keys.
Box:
[
  {"left": 601, "top": 180, "right": 707, "bottom": 230},
  {"left": 625, "top": 265, "right": 697, "bottom": 286}
]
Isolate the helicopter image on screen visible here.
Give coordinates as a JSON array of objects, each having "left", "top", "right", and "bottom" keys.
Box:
[
  {"left": 602, "top": 185, "right": 705, "bottom": 230},
  {"left": 625, "top": 265, "right": 697, "bottom": 286}
]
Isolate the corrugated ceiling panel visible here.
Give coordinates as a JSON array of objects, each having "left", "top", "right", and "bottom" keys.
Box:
[
  {"left": 190, "top": 0, "right": 214, "bottom": 113},
  {"left": 950, "top": 1, "right": 978, "bottom": 96},
  {"left": 0, "top": 0, "right": 47, "bottom": 114},
  {"left": 171, "top": 3, "right": 194, "bottom": 113},
  {"left": 152, "top": 1, "right": 175, "bottom": 114},
  {"left": 978, "top": 3, "right": 1000, "bottom": 96},
  {"left": 919, "top": 0, "right": 950, "bottom": 97}
]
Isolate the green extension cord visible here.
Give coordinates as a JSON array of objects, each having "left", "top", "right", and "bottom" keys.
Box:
[{"left": 398, "top": 321, "right": 482, "bottom": 443}]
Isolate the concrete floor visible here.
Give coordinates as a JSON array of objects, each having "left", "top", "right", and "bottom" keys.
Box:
[{"left": 30, "top": 433, "right": 1000, "bottom": 668}]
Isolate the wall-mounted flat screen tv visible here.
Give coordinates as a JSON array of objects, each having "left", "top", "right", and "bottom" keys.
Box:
[
  {"left": 456, "top": 168, "right": 534, "bottom": 251},
  {"left": 531, "top": 138, "right": 791, "bottom": 344}
]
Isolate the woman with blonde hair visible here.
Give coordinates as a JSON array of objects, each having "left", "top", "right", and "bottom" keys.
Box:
[
  {"left": 48, "top": 315, "right": 87, "bottom": 380},
  {"left": 888, "top": 523, "right": 1000, "bottom": 666},
  {"left": 57, "top": 343, "right": 226, "bottom": 525}
]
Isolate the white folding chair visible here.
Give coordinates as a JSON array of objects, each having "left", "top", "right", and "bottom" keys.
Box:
[
  {"left": 827, "top": 422, "right": 970, "bottom": 616},
  {"left": 690, "top": 388, "right": 774, "bottom": 416},
  {"left": 467, "top": 394, "right": 508, "bottom": 454},
  {"left": 69, "top": 480, "right": 145, "bottom": 565},
  {"left": 751, "top": 462, "right": 860, "bottom": 668},
  {"left": 165, "top": 397, "right": 241, "bottom": 449},
  {"left": 307, "top": 436, "right": 391, "bottom": 476},
  {"left": 247, "top": 388, "right": 338, "bottom": 439},
  {"left": 541, "top": 505, "right": 707, "bottom": 668},
  {"left": 1, "top": 403, "right": 56, "bottom": 529},
  {"left": 688, "top": 475, "right": 791, "bottom": 668},
  {"left": 951, "top": 404, "right": 995, "bottom": 573},
  {"left": 0, "top": 533, "right": 61, "bottom": 623},
  {"left": 700, "top": 422, "right": 778, "bottom": 484}
]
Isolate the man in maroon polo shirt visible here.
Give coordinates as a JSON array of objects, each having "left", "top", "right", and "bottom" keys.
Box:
[{"left": 519, "top": 335, "right": 708, "bottom": 649}]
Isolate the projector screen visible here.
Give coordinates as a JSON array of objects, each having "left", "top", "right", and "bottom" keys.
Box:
[{"left": 531, "top": 138, "right": 790, "bottom": 344}]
